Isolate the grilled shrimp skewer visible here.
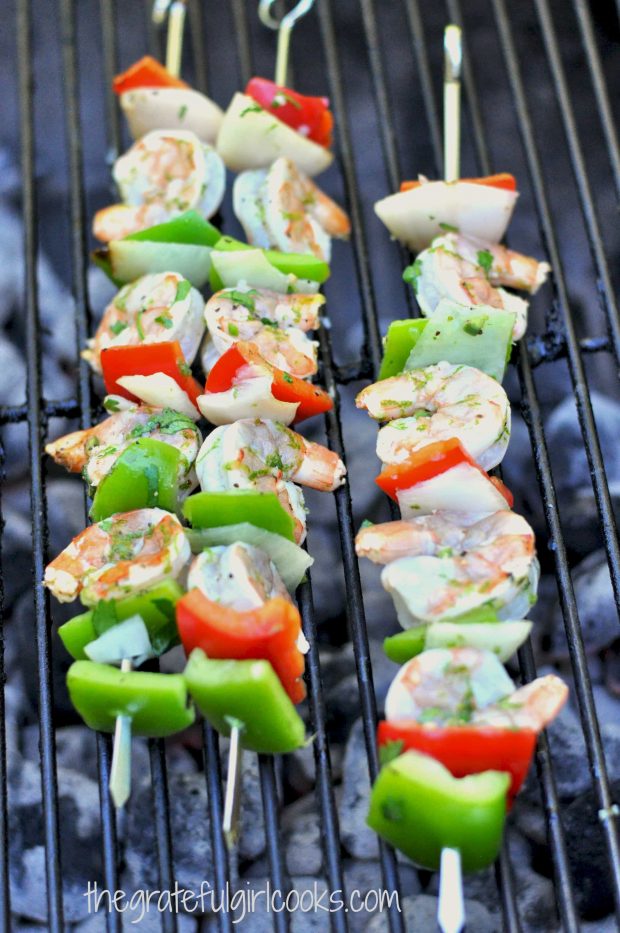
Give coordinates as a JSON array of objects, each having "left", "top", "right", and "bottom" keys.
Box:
[
  {"left": 93, "top": 130, "right": 225, "bottom": 242},
  {"left": 356, "top": 362, "right": 511, "bottom": 471},
  {"left": 385, "top": 647, "right": 568, "bottom": 732},
  {"left": 46, "top": 405, "right": 201, "bottom": 489},
  {"left": 355, "top": 511, "right": 538, "bottom": 627},
  {"left": 203, "top": 287, "right": 322, "bottom": 378},
  {"left": 44, "top": 509, "right": 190, "bottom": 605},
  {"left": 234, "top": 157, "right": 350, "bottom": 262},
  {"left": 84, "top": 272, "right": 204, "bottom": 374}
]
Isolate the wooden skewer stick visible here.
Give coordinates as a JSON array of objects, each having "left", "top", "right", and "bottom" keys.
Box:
[
  {"left": 438, "top": 847, "right": 465, "bottom": 933},
  {"left": 165, "top": 0, "right": 187, "bottom": 78},
  {"left": 222, "top": 721, "right": 244, "bottom": 847},
  {"left": 109, "top": 658, "right": 133, "bottom": 809},
  {"left": 151, "top": 0, "right": 187, "bottom": 79},
  {"left": 443, "top": 24, "right": 462, "bottom": 183},
  {"left": 437, "top": 23, "right": 465, "bottom": 933},
  {"left": 258, "top": 0, "right": 317, "bottom": 87}
]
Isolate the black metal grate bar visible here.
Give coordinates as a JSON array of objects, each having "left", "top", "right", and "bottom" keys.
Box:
[
  {"left": 571, "top": 0, "right": 620, "bottom": 201},
  {"left": 201, "top": 722, "right": 233, "bottom": 933},
  {"left": 148, "top": 738, "right": 178, "bottom": 933},
  {"left": 0, "top": 443, "right": 9, "bottom": 933},
  {"left": 58, "top": 0, "right": 123, "bottom": 924},
  {"left": 534, "top": 0, "right": 620, "bottom": 370},
  {"left": 297, "top": 576, "right": 349, "bottom": 933},
  {"left": 489, "top": 2, "right": 620, "bottom": 920},
  {"left": 17, "top": 0, "right": 64, "bottom": 928},
  {"left": 258, "top": 755, "right": 290, "bottom": 933},
  {"left": 99, "top": 0, "right": 122, "bottom": 167}
]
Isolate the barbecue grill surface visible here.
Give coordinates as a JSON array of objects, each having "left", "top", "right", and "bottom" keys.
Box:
[{"left": 3, "top": 0, "right": 620, "bottom": 930}]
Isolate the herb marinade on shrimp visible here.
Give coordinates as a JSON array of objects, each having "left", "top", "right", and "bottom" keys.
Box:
[
  {"left": 42, "top": 40, "right": 350, "bottom": 808},
  {"left": 358, "top": 133, "right": 568, "bottom": 877}
]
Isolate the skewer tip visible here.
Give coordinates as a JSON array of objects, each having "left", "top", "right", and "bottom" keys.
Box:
[
  {"left": 438, "top": 847, "right": 465, "bottom": 933},
  {"left": 223, "top": 722, "right": 244, "bottom": 847},
  {"left": 109, "top": 658, "right": 133, "bottom": 809},
  {"left": 444, "top": 24, "right": 462, "bottom": 84}
]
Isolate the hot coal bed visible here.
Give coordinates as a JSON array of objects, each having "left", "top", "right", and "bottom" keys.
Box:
[{"left": 2, "top": 0, "right": 620, "bottom": 930}]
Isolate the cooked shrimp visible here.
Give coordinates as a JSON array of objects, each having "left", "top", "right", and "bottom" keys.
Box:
[
  {"left": 83, "top": 272, "right": 204, "bottom": 374},
  {"left": 356, "top": 513, "right": 470, "bottom": 564},
  {"left": 196, "top": 419, "right": 346, "bottom": 493},
  {"left": 376, "top": 511, "right": 538, "bottom": 626},
  {"left": 438, "top": 232, "right": 550, "bottom": 294},
  {"left": 413, "top": 232, "right": 546, "bottom": 340},
  {"left": 196, "top": 427, "right": 308, "bottom": 542},
  {"left": 356, "top": 362, "right": 510, "bottom": 471},
  {"left": 203, "top": 287, "right": 321, "bottom": 377},
  {"left": 45, "top": 405, "right": 201, "bottom": 488},
  {"left": 472, "top": 675, "right": 569, "bottom": 731},
  {"left": 188, "top": 542, "right": 291, "bottom": 611},
  {"left": 233, "top": 157, "right": 350, "bottom": 261},
  {"left": 385, "top": 647, "right": 568, "bottom": 732},
  {"left": 44, "top": 508, "right": 190, "bottom": 604},
  {"left": 93, "top": 130, "right": 225, "bottom": 241}
]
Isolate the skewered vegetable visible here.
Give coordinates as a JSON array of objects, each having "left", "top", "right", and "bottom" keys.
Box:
[
  {"left": 200, "top": 343, "right": 333, "bottom": 426},
  {"left": 177, "top": 589, "right": 306, "bottom": 704},
  {"left": 58, "top": 580, "right": 183, "bottom": 660},
  {"left": 367, "top": 751, "right": 510, "bottom": 872},
  {"left": 67, "top": 661, "right": 195, "bottom": 737},
  {"left": 184, "top": 650, "right": 306, "bottom": 754},
  {"left": 374, "top": 174, "right": 519, "bottom": 252}
]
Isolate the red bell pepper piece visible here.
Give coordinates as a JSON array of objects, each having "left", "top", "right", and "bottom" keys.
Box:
[
  {"left": 245, "top": 77, "right": 333, "bottom": 148},
  {"left": 377, "top": 720, "right": 536, "bottom": 803},
  {"left": 176, "top": 589, "right": 306, "bottom": 704},
  {"left": 399, "top": 173, "right": 517, "bottom": 193},
  {"left": 375, "top": 438, "right": 514, "bottom": 508},
  {"left": 112, "top": 55, "right": 188, "bottom": 94},
  {"left": 205, "top": 343, "right": 333, "bottom": 423},
  {"left": 101, "top": 341, "right": 203, "bottom": 406}
]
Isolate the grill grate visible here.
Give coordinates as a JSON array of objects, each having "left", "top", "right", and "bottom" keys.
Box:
[{"left": 6, "top": 0, "right": 620, "bottom": 930}]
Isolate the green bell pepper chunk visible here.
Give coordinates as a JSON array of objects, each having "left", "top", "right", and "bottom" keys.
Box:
[
  {"left": 184, "top": 649, "right": 305, "bottom": 754},
  {"left": 209, "top": 235, "right": 330, "bottom": 291},
  {"left": 383, "top": 606, "right": 501, "bottom": 663},
  {"left": 367, "top": 751, "right": 509, "bottom": 872},
  {"left": 89, "top": 438, "right": 183, "bottom": 522},
  {"left": 125, "top": 210, "right": 221, "bottom": 246},
  {"left": 383, "top": 627, "right": 428, "bottom": 664},
  {"left": 91, "top": 211, "right": 221, "bottom": 284},
  {"left": 183, "top": 490, "right": 295, "bottom": 542},
  {"left": 404, "top": 303, "right": 515, "bottom": 383},
  {"left": 58, "top": 580, "right": 183, "bottom": 660},
  {"left": 67, "top": 661, "right": 195, "bottom": 737},
  {"left": 379, "top": 305, "right": 515, "bottom": 383},
  {"left": 379, "top": 319, "right": 427, "bottom": 380}
]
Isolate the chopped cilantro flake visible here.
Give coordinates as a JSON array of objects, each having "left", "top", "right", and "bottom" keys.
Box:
[{"left": 174, "top": 279, "right": 192, "bottom": 304}]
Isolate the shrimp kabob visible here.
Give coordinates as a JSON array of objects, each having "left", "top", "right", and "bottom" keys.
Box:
[
  {"left": 355, "top": 25, "right": 567, "bottom": 928},
  {"left": 93, "top": 0, "right": 347, "bottom": 292},
  {"left": 44, "top": 0, "right": 350, "bottom": 815}
]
